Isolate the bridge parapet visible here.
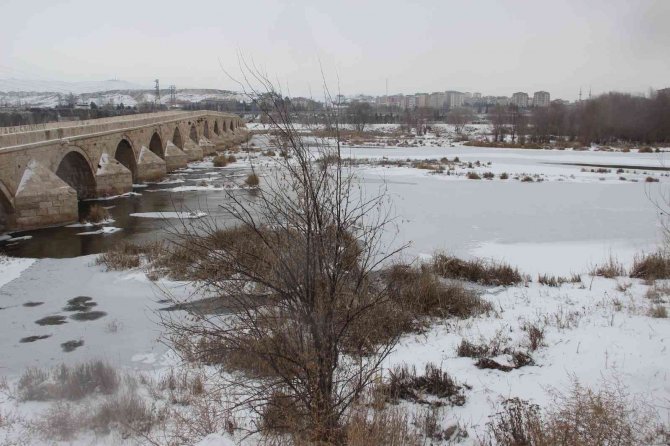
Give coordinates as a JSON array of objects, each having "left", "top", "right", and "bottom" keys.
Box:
[{"left": 0, "top": 111, "right": 239, "bottom": 149}]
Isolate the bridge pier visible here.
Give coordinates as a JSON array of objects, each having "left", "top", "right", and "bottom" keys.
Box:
[
  {"left": 182, "top": 139, "right": 204, "bottom": 161},
  {"left": 95, "top": 153, "right": 133, "bottom": 197},
  {"left": 199, "top": 138, "right": 217, "bottom": 156},
  {"left": 137, "top": 146, "right": 167, "bottom": 182},
  {"left": 164, "top": 141, "right": 189, "bottom": 172},
  {"left": 13, "top": 160, "right": 78, "bottom": 230}
]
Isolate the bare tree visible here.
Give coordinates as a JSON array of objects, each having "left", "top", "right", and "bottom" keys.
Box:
[
  {"left": 159, "top": 66, "right": 405, "bottom": 443},
  {"left": 446, "top": 107, "right": 474, "bottom": 134},
  {"left": 347, "top": 101, "right": 373, "bottom": 133},
  {"left": 490, "top": 105, "right": 507, "bottom": 142}
]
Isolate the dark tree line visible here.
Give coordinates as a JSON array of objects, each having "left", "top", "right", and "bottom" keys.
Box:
[{"left": 529, "top": 92, "right": 670, "bottom": 144}]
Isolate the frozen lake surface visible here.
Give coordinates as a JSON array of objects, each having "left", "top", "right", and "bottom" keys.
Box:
[{"left": 351, "top": 145, "right": 667, "bottom": 275}]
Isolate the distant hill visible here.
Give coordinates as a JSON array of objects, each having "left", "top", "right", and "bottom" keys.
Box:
[
  {"left": 0, "top": 78, "right": 146, "bottom": 94},
  {"left": 0, "top": 79, "right": 249, "bottom": 108}
]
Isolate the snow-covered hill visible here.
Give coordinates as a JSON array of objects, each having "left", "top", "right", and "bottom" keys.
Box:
[
  {"left": 0, "top": 78, "right": 146, "bottom": 94},
  {"left": 0, "top": 79, "right": 250, "bottom": 107}
]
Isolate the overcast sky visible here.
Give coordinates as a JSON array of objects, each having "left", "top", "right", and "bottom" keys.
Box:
[{"left": 1, "top": 0, "right": 668, "bottom": 100}]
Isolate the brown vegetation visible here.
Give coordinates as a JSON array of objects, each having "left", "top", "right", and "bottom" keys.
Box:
[
  {"left": 432, "top": 254, "right": 524, "bottom": 286},
  {"left": 483, "top": 381, "right": 663, "bottom": 446},
  {"left": 630, "top": 251, "right": 670, "bottom": 280}
]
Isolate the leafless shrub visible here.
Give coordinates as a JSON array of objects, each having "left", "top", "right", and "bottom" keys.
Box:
[
  {"left": 227, "top": 154, "right": 237, "bottom": 163},
  {"left": 521, "top": 176, "right": 534, "bottom": 182},
  {"left": 432, "top": 254, "right": 524, "bottom": 286},
  {"left": 158, "top": 67, "right": 407, "bottom": 443},
  {"left": 467, "top": 172, "right": 481, "bottom": 180},
  {"left": 499, "top": 172, "right": 509, "bottom": 180},
  {"left": 630, "top": 251, "right": 670, "bottom": 280}
]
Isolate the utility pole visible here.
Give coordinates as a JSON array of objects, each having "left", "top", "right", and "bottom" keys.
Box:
[
  {"left": 154, "top": 79, "right": 160, "bottom": 110},
  {"left": 169, "top": 85, "right": 176, "bottom": 108}
]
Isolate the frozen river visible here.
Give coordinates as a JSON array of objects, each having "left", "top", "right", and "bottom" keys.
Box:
[{"left": 1, "top": 143, "right": 667, "bottom": 275}]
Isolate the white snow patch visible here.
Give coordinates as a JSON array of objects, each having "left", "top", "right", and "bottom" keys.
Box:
[
  {"left": 76, "top": 226, "right": 122, "bottom": 235},
  {"left": 0, "top": 255, "right": 35, "bottom": 289},
  {"left": 129, "top": 211, "right": 207, "bottom": 219}
]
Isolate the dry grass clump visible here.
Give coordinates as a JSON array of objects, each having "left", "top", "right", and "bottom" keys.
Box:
[
  {"left": 522, "top": 322, "right": 546, "bottom": 352},
  {"left": 482, "top": 172, "right": 495, "bottom": 179},
  {"left": 245, "top": 173, "right": 260, "bottom": 187},
  {"left": 212, "top": 154, "right": 228, "bottom": 167},
  {"left": 385, "top": 265, "right": 491, "bottom": 320},
  {"left": 520, "top": 176, "right": 534, "bottom": 182},
  {"left": 649, "top": 304, "right": 668, "bottom": 318},
  {"left": 17, "top": 360, "right": 119, "bottom": 401},
  {"left": 483, "top": 381, "right": 662, "bottom": 446},
  {"left": 646, "top": 176, "right": 660, "bottom": 182},
  {"left": 432, "top": 254, "right": 523, "bottom": 286},
  {"left": 35, "top": 392, "right": 156, "bottom": 441},
  {"left": 95, "top": 240, "right": 163, "bottom": 271},
  {"left": 226, "top": 154, "right": 237, "bottom": 163},
  {"left": 467, "top": 172, "right": 481, "bottom": 180},
  {"left": 537, "top": 274, "right": 567, "bottom": 287},
  {"left": 82, "top": 204, "right": 110, "bottom": 224},
  {"left": 630, "top": 251, "right": 670, "bottom": 280},
  {"left": 591, "top": 254, "right": 625, "bottom": 278},
  {"left": 499, "top": 172, "right": 509, "bottom": 180},
  {"left": 381, "top": 363, "right": 465, "bottom": 407},
  {"left": 345, "top": 404, "right": 419, "bottom": 446},
  {"left": 456, "top": 329, "right": 510, "bottom": 359},
  {"left": 88, "top": 392, "right": 156, "bottom": 436}
]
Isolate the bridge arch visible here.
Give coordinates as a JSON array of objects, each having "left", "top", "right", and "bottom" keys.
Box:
[
  {"left": 56, "top": 150, "right": 96, "bottom": 200},
  {"left": 172, "top": 127, "right": 183, "bottom": 149},
  {"left": 114, "top": 138, "right": 137, "bottom": 181},
  {"left": 213, "top": 120, "right": 220, "bottom": 135},
  {"left": 203, "top": 120, "right": 210, "bottom": 139},
  {"left": 149, "top": 132, "right": 163, "bottom": 158},
  {"left": 189, "top": 124, "right": 198, "bottom": 142},
  {"left": 0, "top": 182, "right": 13, "bottom": 232}
]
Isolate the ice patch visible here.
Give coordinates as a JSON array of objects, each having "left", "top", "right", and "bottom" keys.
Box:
[
  {"left": 86, "top": 191, "right": 141, "bottom": 201},
  {"left": 129, "top": 211, "right": 207, "bottom": 219},
  {"left": 76, "top": 226, "right": 122, "bottom": 236}
]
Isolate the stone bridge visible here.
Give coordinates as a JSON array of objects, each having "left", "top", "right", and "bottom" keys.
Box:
[{"left": 0, "top": 111, "right": 248, "bottom": 232}]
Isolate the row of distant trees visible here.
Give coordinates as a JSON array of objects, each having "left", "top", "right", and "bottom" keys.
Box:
[
  {"left": 530, "top": 92, "right": 670, "bottom": 144},
  {"left": 340, "top": 92, "right": 670, "bottom": 145}
]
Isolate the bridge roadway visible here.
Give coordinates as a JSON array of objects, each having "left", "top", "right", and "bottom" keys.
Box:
[{"left": 0, "top": 111, "right": 248, "bottom": 232}]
